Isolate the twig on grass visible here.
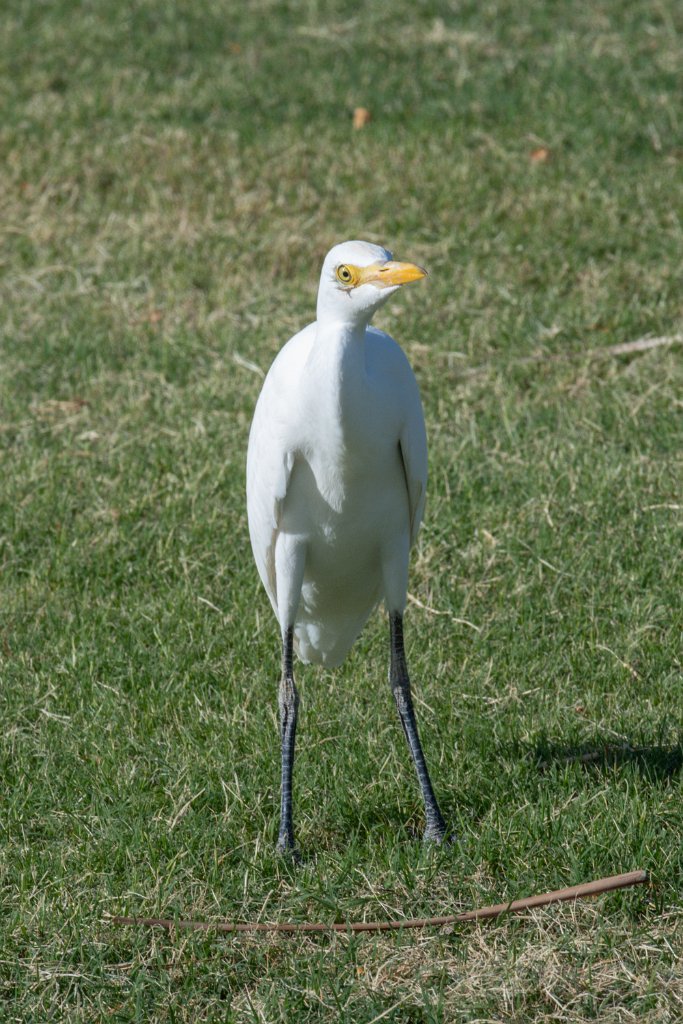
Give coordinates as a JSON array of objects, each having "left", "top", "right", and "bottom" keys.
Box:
[{"left": 109, "top": 869, "right": 648, "bottom": 936}]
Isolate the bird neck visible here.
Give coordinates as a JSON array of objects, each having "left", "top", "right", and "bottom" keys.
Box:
[
  {"left": 312, "top": 317, "right": 366, "bottom": 372},
  {"left": 307, "top": 319, "right": 368, "bottom": 422}
]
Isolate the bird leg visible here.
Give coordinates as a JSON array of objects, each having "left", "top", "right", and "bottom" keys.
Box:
[
  {"left": 276, "top": 626, "right": 299, "bottom": 854},
  {"left": 389, "top": 613, "right": 447, "bottom": 842}
]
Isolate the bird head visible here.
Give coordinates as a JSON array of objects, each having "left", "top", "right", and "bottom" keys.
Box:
[{"left": 316, "top": 240, "right": 427, "bottom": 327}]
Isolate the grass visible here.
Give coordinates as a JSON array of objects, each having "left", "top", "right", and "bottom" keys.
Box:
[{"left": 1, "top": 0, "right": 682, "bottom": 1019}]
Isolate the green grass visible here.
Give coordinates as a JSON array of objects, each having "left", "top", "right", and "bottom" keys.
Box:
[{"left": 1, "top": 0, "right": 682, "bottom": 1019}]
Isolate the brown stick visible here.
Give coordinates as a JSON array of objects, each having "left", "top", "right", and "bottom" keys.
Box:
[{"left": 110, "top": 869, "right": 647, "bottom": 935}]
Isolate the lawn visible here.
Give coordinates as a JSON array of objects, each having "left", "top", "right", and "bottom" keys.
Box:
[{"left": 1, "top": 0, "right": 682, "bottom": 1020}]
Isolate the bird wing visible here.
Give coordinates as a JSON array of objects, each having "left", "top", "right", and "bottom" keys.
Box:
[
  {"left": 399, "top": 429, "right": 427, "bottom": 547},
  {"left": 246, "top": 322, "right": 317, "bottom": 613},
  {"left": 366, "top": 327, "right": 427, "bottom": 547},
  {"left": 398, "top": 403, "right": 427, "bottom": 547}
]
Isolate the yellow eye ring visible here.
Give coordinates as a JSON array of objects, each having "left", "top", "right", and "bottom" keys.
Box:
[{"left": 336, "top": 264, "right": 354, "bottom": 285}]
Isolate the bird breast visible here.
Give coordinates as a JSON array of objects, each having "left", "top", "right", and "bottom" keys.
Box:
[{"left": 290, "top": 338, "right": 404, "bottom": 518}]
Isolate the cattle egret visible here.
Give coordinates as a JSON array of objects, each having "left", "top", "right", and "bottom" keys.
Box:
[{"left": 246, "top": 240, "right": 447, "bottom": 853}]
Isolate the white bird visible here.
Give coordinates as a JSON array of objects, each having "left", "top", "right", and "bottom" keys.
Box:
[{"left": 247, "top": 240, "right": 447, "bottom": 853}]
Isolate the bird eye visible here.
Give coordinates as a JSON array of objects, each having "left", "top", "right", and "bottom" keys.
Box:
[{"left": 336, "top": 265, "right": 354, "bottom": 285}]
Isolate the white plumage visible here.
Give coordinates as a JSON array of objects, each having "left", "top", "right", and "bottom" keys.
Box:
[{"left": 246, "top": 240, "right": 446, "bottom": 852}]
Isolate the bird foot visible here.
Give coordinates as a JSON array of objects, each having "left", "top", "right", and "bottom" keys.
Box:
[
  {"left": 422, "top": 820, "right": 454, "bottom": 845},
  {"left": 276, "top": 832, "right": 301, "bottom": 862}
]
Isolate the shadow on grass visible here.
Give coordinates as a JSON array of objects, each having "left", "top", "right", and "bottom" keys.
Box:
[{"left": 531, "top": 739, "right": 683, "bottom": 784}]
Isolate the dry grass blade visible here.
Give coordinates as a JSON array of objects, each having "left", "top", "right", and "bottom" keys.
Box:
[
  {"left": 407, "top": 592, "right": 481, "bottom": 631},
  {"left": 594, "top": 333, "right": 683, "bottom": 357},
  {"left": 463, "top": 332, "right": 682, "bottom": 378}
]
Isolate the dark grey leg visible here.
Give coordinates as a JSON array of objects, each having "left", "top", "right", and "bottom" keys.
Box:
[
  {"left": 276, "top": 626, "right": 299, "bottom": 854},
  {"left": 390, "top": 613, "right": 447, "bottom": 842}
]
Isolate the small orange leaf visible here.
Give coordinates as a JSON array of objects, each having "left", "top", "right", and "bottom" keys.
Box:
[
  {"left": 353, "top": 107, "right": 372, "bottom": 130},
  {"left": 530, "top": 146, "right": 551, "bottom": 164}
]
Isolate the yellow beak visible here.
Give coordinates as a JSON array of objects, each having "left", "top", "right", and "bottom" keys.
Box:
[{"left": 358, "top": 260, "right": 428, "bottom": 289}]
